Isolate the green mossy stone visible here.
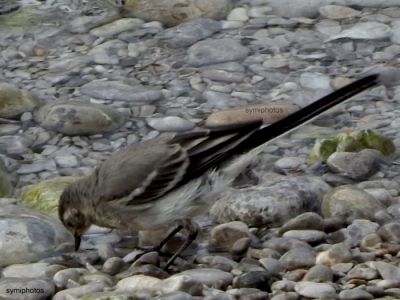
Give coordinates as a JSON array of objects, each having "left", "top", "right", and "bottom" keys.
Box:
[
  {"left": 309, "top": 138, "right": 338, "bottom": 163},
  {"left": 336, "top": 133, "right": 364, "bottom": 152},
  {"left": 0, "top": 83, "right": 38, "bottom": 119},
  {"left": 21, "top": 176, "right": 81, "bottom": 214},
  {"left": 352, "top": 129, "right": 396, "bottom": 156},
  {"left": 309, "top": 129, "right": 396, "bottom": 162}
]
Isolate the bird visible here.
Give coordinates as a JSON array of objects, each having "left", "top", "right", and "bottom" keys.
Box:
[{"left": 58, "top": 71, "right": 392, "bottom": 270}]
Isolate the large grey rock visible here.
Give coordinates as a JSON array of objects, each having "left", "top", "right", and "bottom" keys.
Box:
[
  {"left": 321, "top": 185, "right": 385, "bottom": 222},
  {"left": 210, "top": 174, "right": 330, "bottom": 227},
  {"left": 0, "top": 205, "right": 73, "bottom": 267},
  {"left": 326, "top": 149, "right": 382, "bottom": 180},
  {"left": 35, "top": 101, "right": 124, "bottom": 136}
]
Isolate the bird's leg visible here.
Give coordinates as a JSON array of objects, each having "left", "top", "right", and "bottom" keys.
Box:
[
  {"left": 164, "top": 220, "right": 199, "bottom": 270},
  {"left": 132, "top": 224, "right": 184, "bottom": 262}
]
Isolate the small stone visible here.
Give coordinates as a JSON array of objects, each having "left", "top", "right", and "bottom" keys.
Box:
[
  {"left": 90, "top": 18, "right": 144, "bottom": 38},
  {"left": 232, "top": 271, "right": 277, "bottom": 292},
  {"left": 161, "top": 275, "right": 203, "bottom": 296},
  {"left": 116, "top": 274, "right": 162, "bottom": 294},
  {"left": 231, "top": 237, "right": 251, "bottom": 257},
  {"left": 316, "top": 243, "right": 352, "bottom": 266},
  {"left": 0, "top": 83, "right": 38, "bottom": 119},
  {"left": 209, "top": 221, "right": 250, "bottom": 251},
  {"left": 295, "top": 281, "right": 336, "bottom": 298},
  {"left": 36, "top": 101, "right": 124, "bottom": 136},
  {"left": 147, "top": 116, "right": 195, "bottom": 132},
  {"left": 227, "top": 7, "right": 249, "bottom": 21},
  {"left": 319, "top": 5, "right": 361, "bottom": 20},
  {"left": 326, "top": 150, "right": 382, "bottom": 180},
  {"left": 280, "top": 247, "right": 316, "bottom": 271},
  {"left": 282, "top": 230, "right": 327, "bottom": 244},
  {"left": 187, "top": 38, "right": 249, "bottom": 67},
  {"left": 80, "top": 80, "right": 162, "bottom": 102},
  {"left": 377, "top": 222, "right": 400, "bottom": 243},
  {"left": 279, "top": 212, "right": 324, "bottom": 235},
  {"left": 339, "top": 289, "right": 373, "bottom": 300},
  {"left": 347, "top": 263, "right": 378, "bottom": 280},
  {"left": 177, "top": 268, "right": 233, "bottom": 289},
  {"left": 303, "top": 264, "right": 333, "bottom": 282}
]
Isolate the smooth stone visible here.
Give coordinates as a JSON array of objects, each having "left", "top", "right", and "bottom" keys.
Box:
[
  {"left": 319, "top": 5, "right": 361, "bottom": 19},
  {"left": 0, "top": 82, "right": 38, "bottom": 119},
  {"left": 321, "top": 185, "right": 385, "bottom": 222},
  {"left": 209, "top": 221, "right": 250, "bottom": 251},
  {"left": 68, "top": 14, "right": 121, "bottom": 34},
  {"left": 227, "top": 7, "right": 249, "bottom": 21},
  {"left": 80, "top": 80, "right": 162, "bottom": 102},
  {"left": 80, "top": 291, "right": 154, "bottom": 300},
  {"left": 158, "top": 18, "right": 221, "bottom": 48},
  {"left": 187, "top": 38, "right": 249, "bottom": 67},
  {"left": 88, "top": 39, "right": 127, "bottom": 65},
  {"left": 299, "top": 72, "right": 331, "bottom": 90},
  {"left": 279, "top": 212, "right": 324, "bottom": 235},
  {"left": 364, "top": 188, "right": 394, "bottom": 206},
  {"left": 303, "top": 264, "right": 333, "bottom": 282},
  {"left": 211, "top": 174, "right": 330, "bottom": 227},
  {"left": 347, "top": 263, "right": 378, "bottom": 280},
  {"left": 153, "top": 292, "right": 194, "bottom": 300},
  {"left": 232, "top": 271, "right": 277, "bottom": 292},
  {"left": 377, "top": 222, "right": 400, "bottom": 243},
  {"left": 279, "top": 247, "right": 316, "bottom": 271},
  {"left": 196, "top": 255, "right": 238, "bottom": 272},
  {"left": 273, "top": 157, "right": 306, "bottom": 175},
  {"left": 177, "top": 268, "right": 233, "bottom": 288},
  {"left": 339, "top": 289, "right": 373, "bottom": 300},
  {"left": 161, "top": 275, "right": 203, "bottom": 296},
  {"left": 0, "top": 135, "right": 33, "bottom": 155},
  {"left": 282, "top": 230, "right": 327, "bottom": 243},
  {"left": 334, "top": 219, "right": 380, "bottom": 248},
  {"left": 16, "top": 160, "right": 57, "bottom": 175},
  {"left": 295, "top": 281, "right": 336, "bottom": 298},
  {"left": 0, "top": 205, "right": 73, "bottom": 267},
  {"left": 116, "top": 274, "right": 162, "bottom": 294},
  {"left": 327, "top": 22, "right": 391, "bottom": 41},
  {"left": 316, "top": 243, "right": 352, "bottom": 266},
  {"left": 371, "top": 261, "right": 400, "bottom": 280},
  {"left": 146, "top": 116, "right": 195, "bottom": 132},
  {"left": 1, "top": 262, "right": 62, "bottom": 279},
  {"left": 53, "top": 268, "right": 89, "bottom": 289},
  {"left": 326, "top": 150, "right": 382, "bottom": 180},
  {"left": 0, "top": 278, "right": 54, "bottom": 300},
  {"left": 21, "top": 176, "right": 82, "bottom": 214},
  {"left": 123, "top": 0, "right": 233, "bottom": 26},
  {"left": 90, "top": 18, "right": 144, "bottom": 38},
  {"left": 54, "top": 155, "right": 79, "bottom": 168},
  {"left": 36, "top": 101, "right": 124, "bottom": 136},
  {"left": 53, "top": 282, "right": 106, "bottom": 300},
  {"left": 205, "top": 103, "right": 298, "bottom": 127}
]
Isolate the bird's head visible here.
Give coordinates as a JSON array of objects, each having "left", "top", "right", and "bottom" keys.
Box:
[{"left": 59, "top": 184, "right": 92, "bottom": 251}]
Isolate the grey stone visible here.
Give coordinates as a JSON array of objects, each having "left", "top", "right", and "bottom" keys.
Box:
[
  {"left": 377, "top": 222, "right": 400, "bottom": 243},
  {"left": 159, "top": 18, "right": 221, "bottom": 48},
  {"left": 0, "top": 205, "right": 73, "bottom": 267},
  {"left": 90, "top": 18, "right": 144, "bottom": 38},
  {"left": 187, "top": 38, "right": 249, "bottom": 67},
  {"left": 80, "top": 80, "right": 162, "bottom": 102},
  {"left": 322, "top": 186, "right": 385, "bottom": 222},
  {"left": 88, "top": 39, "right": 127, "bottom": 65},
  {"left": 295, "top": 281, "right": 336, "bottom": 298},
  {"left": 282, "top": 230, "right": 327, "bottom": 244},
  {"left": 146, "top": 116, "right": 195, "bottom": 132},
  {"left": 211, "top": 175, "right": 330, "bottom": 227},
  {"left": 339, "top": 289, "right": 373, "bottom": 300},
  {"left": 303, "top": 264, "right": 333, "bottom": 282},
  {"left": 36, "top": 101, "right": 124, "bottom": 136},
  {"left": 279, "top": 212, "right": 324, "bottom": 235},
  {"left": 280, "top": 247, "right": 316, "bottom": 271},
  {"left": 0, "top": 83, "right": 38, "bottom": 119},
  {"left": 327, "top": 150, "right": 382, "bottom": 180},
  {"left": 232, "top": 271, "right": 277, "bottom": 292},
  {"left": 0, "top": 135, "right": 33, "bottom": 155},
  {"left": 177, "top": 268, "right": 233, "bottom": 289}
]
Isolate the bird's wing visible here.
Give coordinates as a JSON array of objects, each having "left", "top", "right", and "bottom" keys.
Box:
[
  {"left": 94, "top": 137, "right": 190, "bottom": 205},
  {"left": 94, "top": 121, "right": 262, "bottom": 205}
]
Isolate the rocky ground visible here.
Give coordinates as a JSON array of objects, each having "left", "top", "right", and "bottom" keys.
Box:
[{"left": 1, "top": 0, "right": 400, "bottom": 299}]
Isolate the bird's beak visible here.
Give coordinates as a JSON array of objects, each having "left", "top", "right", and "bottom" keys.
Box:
[{"left": 74, "top": 233, "right": 81, "bottom": 251}]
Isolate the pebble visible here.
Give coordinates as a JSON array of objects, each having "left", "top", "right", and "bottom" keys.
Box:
[{"left": 294, "top": 281, "right": 337, "bottom": 298}]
